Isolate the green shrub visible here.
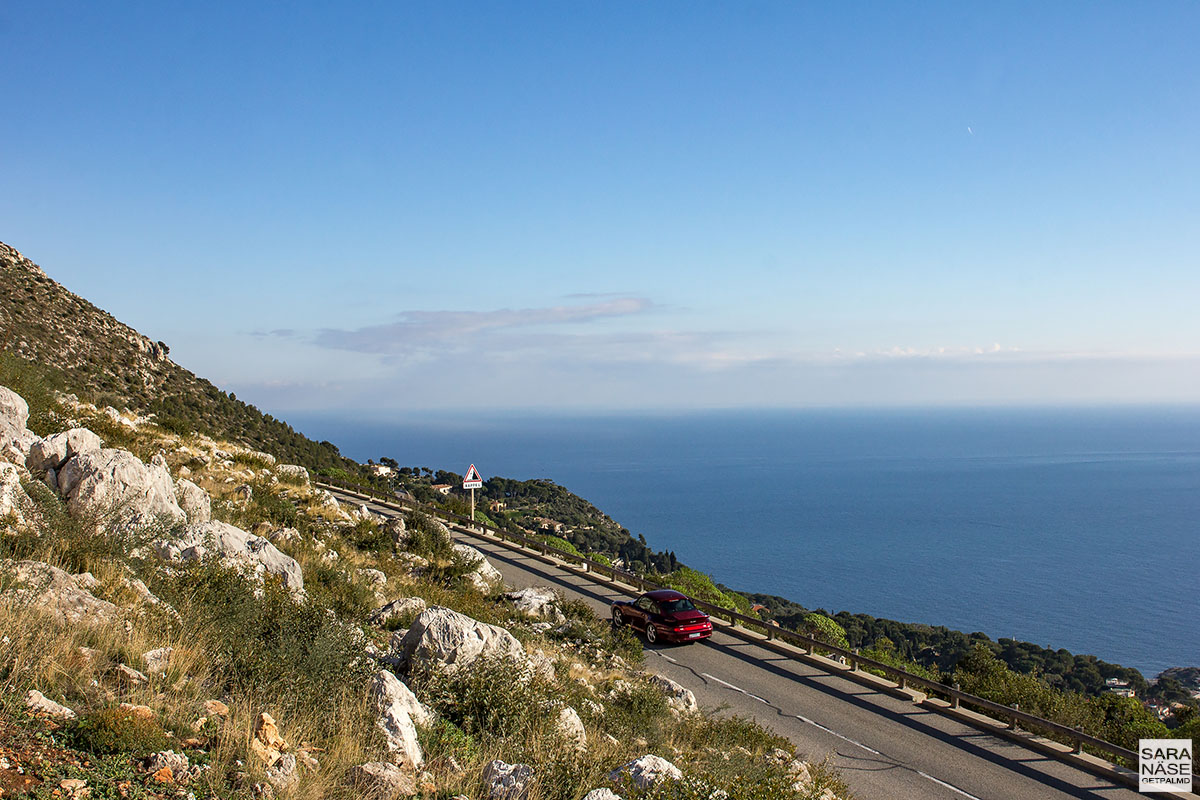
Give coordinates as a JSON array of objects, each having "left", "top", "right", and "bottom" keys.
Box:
[
  {"left": 72, "top": 707, "right": 170, "bottom": 755},
  {"left": 802, "top": 613, "right": 849, "bottom": 651},
  {"left": 418, "top": 718, "right": 478, "bottom": 762},
  {"left": 348, "top": 517, "right": 391, "bottom": 554},
  {"left": 404, "top": 510, "right": 455, "bottom": 561},
  {"left": 861, "top": 636, "right": 941, "bottom": 682},
  {"left": 414, "top": 655, "right": 556, "bottom": 738},
  {"left": 587, "top": 552, "right": 612, "bottom": 567},
  {"left": 542, "top": 535, "right": 581, "bottom": 557}
]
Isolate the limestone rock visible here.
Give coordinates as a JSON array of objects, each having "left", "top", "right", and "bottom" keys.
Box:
[
  {"left": 0, "top": 386, "right": 29, "bottom": 435},
  {"left": 155, "top": 521, "right": 304, "bottom": 592},
  {"left": 368, "top": 596, "right": 427, "bottom": 627},
  {"left": 582, "top": 790, "right": 622, "bottom": 800},
  {"left": 266, "top": 753, "right": 300, "bottom": 792},
  {"left": 370, "top": 669, "right": 433, "bottom": 727},
  {"left": 358, "top": 568, "right": 387, "bottom": 588},
  {"left": 368, "top": 670, "right": 427, "bottom": 766},
  {"left": 0, "top": 386, "right": 35, "bottom": 466},
  {"left": 115, "top": 663, "right": 149, "bottom": 685},
  {"left": 57, "top": 448, "right": 186, "bottom": 526},
  {"left": 396, "top": 607, "right": 526, "bottom": 672},
  {"left": 504, "top": 586, "right": 564, "bottom": 621},
  {"left": 26, "top": 428, "right": 103, "bottom": 474},
  {"left": 649, "top": 674, "right": 698, "bottom": 714},
  {"left": 0, "top": 462, "right": 33, "bottom": 525},
  {"left": 483, "top": 760, "right": 535, "bottom": 800},
  {"left": 608, "top": 755, "right": 682, "bottom": 789},
  {"left": 251, "top": 713, "right": 287, "bottom": 766},
  {"left": 345, "top": 762, "right": 416, "bottom": 798},
  {"left": 452, "top": 543, "right": 503, "bottom": 592},
  {"left": 143, "top": 647, "right": 173, "bottom": 674},
  {"left": 174, "top": 479, "right": 211, "bottom": 524},
  {"left": 24, "top": 689, "right": 76, "bottom": 719},
  {"left": 554, "top": 706, "right": 587, "bottom": 750},
  {"left": 0, "top": 559, "right": 119, "bottom": 624},
  {"left": 276, "top": 465, "right": 309, "bottom": 484}
]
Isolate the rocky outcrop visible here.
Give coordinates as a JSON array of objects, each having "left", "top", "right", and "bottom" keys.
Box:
[
  {"left": 57, "top": 448, "right": 186, "bottom": 527},
  {"left": 395, "top": 607, "right": 526, "bottom": 673},
  {"left": 345, "top": 762, "right": 416, "bottom": 798},
  {"left": 0, "top": 559, "right": 119, "bottom": 624},
  {"left": 25, "top": 689, "right": 77, "bottom": 719},
  {"left": 483, "top": 760, "right": 535, "bottom": 800},
  {"left": 504, "top": 586, "right": 564, "bottom": 622},
  {"left": 154, "top": 521, "right": 304, "bottom": 592},
  {"left": 582, "top": 790, "right": 622, "bottom": 800},
  {"left": 173, "top": 479, "right": 211, "bottom": 524},
  {"left": 649, "top": 674, "right": 699, "bottom": 714},
  {"left": 554, "top": 706, "right": 587, "bottom": 750},
  {"left": 26, "top": 428, "right": 103, "bottom": 475},
  {"left": 368, "top": 670, "right": 429, "bottom": 767},
  {"left": 0, "top": 386, "right": 37, "bottom": 467},
  {"left": 453, "top": 543, "right": 503, "bottom": 592},
  {"left": 276, "top": 465, "right": 309, "bottom": 484},
  {"left": 0, "top": 462, "right": 33, "bottom": 525},
  {"left": 609, "top": 755, "right": 682, "bottom": 789}
]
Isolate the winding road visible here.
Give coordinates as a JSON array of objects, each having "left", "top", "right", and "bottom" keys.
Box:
[{"left": 330, "top": 488, "right": 1165, "bottom": 800}]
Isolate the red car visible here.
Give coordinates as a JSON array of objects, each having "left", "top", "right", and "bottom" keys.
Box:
[{"left": 611, "top": 590, "right": 713, "bottom": 644}]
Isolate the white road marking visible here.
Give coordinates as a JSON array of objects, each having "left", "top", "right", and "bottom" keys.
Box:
[
  {"left": 917, "top": 771, "right": 986, "bottom": 800},
  {"left": 792, "top": 713, "right": 882, "bottom": 755},
  {"left": 656, "top": 653, "right": 678, "bottom": 663},
  {"left": 700, "top": 672, "right": 771, "bottom": 704}
]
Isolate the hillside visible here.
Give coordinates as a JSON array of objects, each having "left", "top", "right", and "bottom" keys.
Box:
[
  {"left": 0, "top": 242, "right": 351, "bottom": 472},
  {"left": 0, "top": 240, "right": 850, "bottom": 799}
]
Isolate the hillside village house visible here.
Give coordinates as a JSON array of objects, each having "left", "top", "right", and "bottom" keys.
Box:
[{"left": 431, "top": 484, "right": 453, "bottom": 495}]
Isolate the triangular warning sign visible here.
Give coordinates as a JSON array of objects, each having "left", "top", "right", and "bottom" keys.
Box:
[{"left": 462, "top": 464, "right": 483, "bottom": 488}]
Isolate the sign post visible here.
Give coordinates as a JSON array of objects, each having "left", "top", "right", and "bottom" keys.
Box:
[{"left": 462, "top": 464, "right": 483, "bottom": 528}]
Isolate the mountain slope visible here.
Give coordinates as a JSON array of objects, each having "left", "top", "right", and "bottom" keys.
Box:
[{"left": 0, "top": 241, "right": 351, "bottom": 471}]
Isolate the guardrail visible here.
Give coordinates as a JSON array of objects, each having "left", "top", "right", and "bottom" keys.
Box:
[{"left": 317, "top": 477, "right": 1149, "bottom": 771}]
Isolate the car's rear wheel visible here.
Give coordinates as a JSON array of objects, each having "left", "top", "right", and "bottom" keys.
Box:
[
  {"left": 646, "top": 624, "right": 658, "bottom": 644},
  {"left": 611, "top": 607, "right": 624, "bottom": 627}
]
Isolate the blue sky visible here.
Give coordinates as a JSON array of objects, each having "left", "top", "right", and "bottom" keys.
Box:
[{"left": 3, "top": 2, "right": 1198, "bottom": 412}]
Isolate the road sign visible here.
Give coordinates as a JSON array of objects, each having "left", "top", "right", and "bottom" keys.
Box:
[{"left": 463, "top": 464, "right": 483, "bottom": 489}]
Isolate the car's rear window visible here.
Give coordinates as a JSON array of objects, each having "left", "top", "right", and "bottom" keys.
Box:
[{"left": 658, "top": 597, "right": 696, "bottom": 613}]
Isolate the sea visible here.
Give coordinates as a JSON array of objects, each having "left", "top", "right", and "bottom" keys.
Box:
[{"left": 288, "top": 407, "right": 1200, "bottom": 678}]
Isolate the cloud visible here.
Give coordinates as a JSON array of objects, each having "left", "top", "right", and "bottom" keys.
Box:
[
  {"left": 249, "top": 328, "right": 298, "bottom": 339},
  {"left": 314, "top": 296, "right": 657, "bottom": 359}
]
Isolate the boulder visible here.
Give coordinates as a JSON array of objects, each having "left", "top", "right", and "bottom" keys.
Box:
[
  {"left": 250, "top": 712, "right": 287, "bottom": 766},
  {"left": 452, "top": 543, "right": 503, "bottom": 592},
  {"left": 395, "top": 607, "right": 526, "bottom": 673},
  {"left": 0, "top": 462, "right": 33, "bottom": 525},
  {"left": 482, "top": 760, "right": 535, "bottom": 800},
  {"left": 503, "top": 586, "right": 564, "bottom": 622},
  {"left": 0, "top": 386, "right": 36, "bottom": 467},
  {"left": 143, "top": 647, "right": 173, "bottom": 674},
  {"left": 0, "top": 559, "right": 119, "bottom": 624},
  {"left": 358, "top": 568, "right": 387, "bottom": 589},
  {"left": 384, "top": 517, "right": 406, "bottom": 543},
  {"left": 368, "top": 596, "right": 427, "bottom": 627},
  {"left": 26, "top": 428, "right": 103, "bottom": 474},
  {"left": 345, "top": 761, "right": 416, "bottom": 798},
  {"left": 57, "top": 448, "right": 186, "bottom": 527},
  {"left": 649, "top": 675, "right": 699, "bottom": 714},
  {"left": 276, "top": 465, "right": 309, "bottom": 484},
  {"left": 0, "top": 386, "right": 29, "bottom": 432},
  {"left": 155, "top": 521, "right": 304, "bottom": 592},
  {"left": 369, "top": 670, "right": 428, "bottom": 766},
  {"left": 266, "top": 753, "right": 300, "bottom": 792},
  {"left": 582, "top": 790, "right": 622, "bottom": 800},
  {"left": 24, "top": 689, "right": 77, "bottom": 719},
  {"left": 370, "top": 669, "right": 433, "bottom": 726},
  {"left": 174, "top": 479, "right": 211, "bottom": 524},
  {"left": 608, "top": 756, "right": 682, "bottom": 789},
  {"left": 554, "top": 706, "right": 587, "bottom": 750}
]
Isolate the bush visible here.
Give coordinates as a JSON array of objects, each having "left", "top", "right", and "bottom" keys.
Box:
[
  {"left": 414, "top": 655, "right": 556, "bottom": 738},
  {"left": 72, "top": 707, "right": 170, "bottom": 755},
  {"left": 802, "top": 613, "right": 849, "bottom": 651}
]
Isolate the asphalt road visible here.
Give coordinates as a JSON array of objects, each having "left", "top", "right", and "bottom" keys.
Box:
[{"left": 336, "top": 490, "right": 1148, "bottom": 800}]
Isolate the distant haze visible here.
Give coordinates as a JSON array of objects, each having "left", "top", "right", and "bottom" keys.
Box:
[{"left": 2, "top": 3, "right": 1198, "bottom": 412}]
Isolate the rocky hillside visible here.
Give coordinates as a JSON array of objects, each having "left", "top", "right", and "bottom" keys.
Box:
[
  {"left": 1, "top": 387, "right": 852, "bottom": 799},
  {"left": 0, "top": 242, "right": 351, "bottom": 472}
]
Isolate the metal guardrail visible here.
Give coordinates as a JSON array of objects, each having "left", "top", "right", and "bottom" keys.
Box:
[{"left": 317, "top": 477, "right": 1146, "bottom": 769}]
